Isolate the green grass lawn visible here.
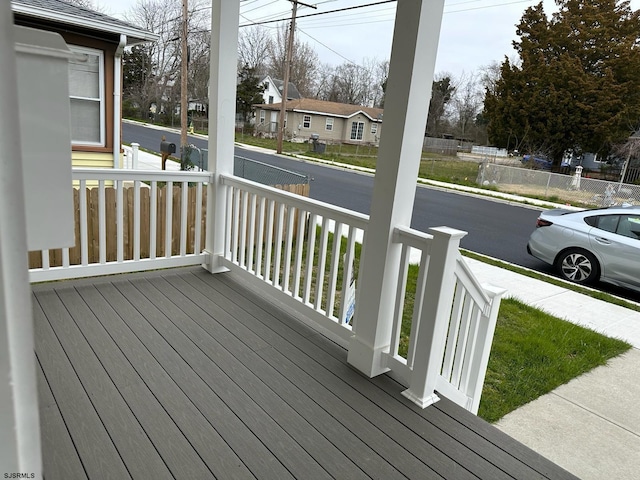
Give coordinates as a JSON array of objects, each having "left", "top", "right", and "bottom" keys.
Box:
[
  {"left": 479, "top": 298, "right": 630, "bottom": 422},
  {"left": 234, "top": 133, "right": 480, "bottom": 186},
  {"left": 397, "top": 262, "right": 631, "bottom": 423}
]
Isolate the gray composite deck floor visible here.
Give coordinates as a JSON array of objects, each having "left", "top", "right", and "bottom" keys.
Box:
[{"left": 32, "top": 266, "right": 577, "bottom": 480}]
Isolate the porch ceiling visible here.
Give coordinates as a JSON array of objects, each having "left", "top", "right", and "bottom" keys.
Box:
[{"left": 33, "top": 267, "right": 576, "bottom": 479}]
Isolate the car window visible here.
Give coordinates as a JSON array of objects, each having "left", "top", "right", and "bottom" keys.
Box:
[
  {"left": 586, "top": 214, "right": 619, "bottom": 233},
  {"left": 616, "top": 215, "right": 640, "bottom": 240}
]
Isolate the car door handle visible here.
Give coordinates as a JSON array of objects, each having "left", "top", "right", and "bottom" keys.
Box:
[{"left": 594, "top": 237, "right": 612, "bottom": 245}]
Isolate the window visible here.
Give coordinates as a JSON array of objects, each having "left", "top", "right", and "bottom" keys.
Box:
[
  {"left": 259, "top": 110, "right": 265, "bottom": 125},
  {"left": 325, "top": 118, "right": 334, "bottom": 131},
  {"left": 68, "top": 45, "right": 104, "bottom": 146},
  {"left": 617, "top": 215, "right": 640, "bottom": 239},
  {"left": 371, "top": 123, "right": 378, "bottom": 134},
  {"left": 587, "top": 214, "right": 640, "bottom": 240},
  {"left": 350, "top": 121, "right": 364, "bottom": 141},
  {"left": 268, "top": 95, "right": 274, "bottom": 104},
  {"left": 303, "top": 115, "right": 311, "bottom": 128}
]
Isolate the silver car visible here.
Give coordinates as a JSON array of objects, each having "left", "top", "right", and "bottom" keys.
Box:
[{"left": 527, "top": 205, "right": 640, "bottom": 292}]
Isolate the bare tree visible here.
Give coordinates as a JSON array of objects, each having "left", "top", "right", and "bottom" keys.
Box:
[
  {"left": 123, "top": 0, "right": 210, "bottom": 119},
  {"left": 312, "top": 58, "right": 387, "bottom": 107},
  {"left": 238, "top": 26, "right": 272, "bottom": 77},
  {"left": 267, "top": 23, "right": 318, "bottom": 97},
  {"left": 450, "top": 71, "right": 483, "bottom": 140},
  {"left": 371, "top": 58, "right": 389, "bottom": 108},
  {"left": 66, "top": 0, "right": 99, "bottom": 9},
  {"left": 310, "top": 62, "right": 336, "bottom": 100}
]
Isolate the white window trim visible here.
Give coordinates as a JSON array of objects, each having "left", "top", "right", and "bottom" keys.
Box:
[
  {"left": 371, "top": 123, "right": 378, "bottom": 134},
  {"left": 303, "top": 114, "right": 311, "bottom": 129},
  {"left": 68, "top": 45, "right": 105, "bottom": 147},
  {"left": 259, "top": 110, "right": 266, "bottom": 125},
  {"left": 325, "top": 118, "right": 334, "bottom": 131},
  {"left": 350, "top": 121, "right": 365, "bottom": 141}
]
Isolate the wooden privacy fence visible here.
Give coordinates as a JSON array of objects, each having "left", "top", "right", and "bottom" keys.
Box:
[
  {"left": 29, "top": 179, "right": 309, "bottom": 271},
  {"left": 29, "top": 184, "right": 205, "bottom": 269}
]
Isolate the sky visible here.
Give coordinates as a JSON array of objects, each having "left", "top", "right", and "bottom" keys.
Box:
[{"left": 99, "top": 0, "right": 640, "bottom": 80}]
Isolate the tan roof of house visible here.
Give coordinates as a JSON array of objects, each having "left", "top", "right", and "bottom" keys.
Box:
[{"left": 256, "top": 98, "right": 384, "bottom": 121}]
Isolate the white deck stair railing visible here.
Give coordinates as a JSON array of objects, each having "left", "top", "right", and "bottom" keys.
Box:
[{"left": 385, "top": 226, "right": 506, "bottom": 414}]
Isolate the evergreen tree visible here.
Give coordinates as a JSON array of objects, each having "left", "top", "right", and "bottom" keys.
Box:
[
  {"left": 426, "top": 76, "right": 455, "bottom": 137},
  {"left": 484, "top": 1, "right": 640, "bottom": 165},
  {"left": 236, "top": 66, "right": 266, "bottom": 123},
  {"left": 122, "top": 45, "right": 156, "bottom": 118}
]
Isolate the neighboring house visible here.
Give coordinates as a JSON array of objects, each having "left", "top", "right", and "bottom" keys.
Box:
[
  {"left": 260, "top": 75, "right": 301, "bottom": 105},
  {"left": 255, "top": 98, "right": 384, "bottom": 144},
  {"left": 12, "top": 0, "right": 158, "bottom": 169},
  {"left": 565, "top": 151, "right": 616, "bottom": 172}
]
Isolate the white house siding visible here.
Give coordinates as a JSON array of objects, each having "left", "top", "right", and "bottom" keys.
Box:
[{"left": 289, "top": 112, "right": 381, "bottom": 144}]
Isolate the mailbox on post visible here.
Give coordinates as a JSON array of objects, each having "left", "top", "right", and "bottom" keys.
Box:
[
  {"left": 160, "top": 139, "right": 176, "bottom": 170},
  {"left": 160, "top": 141, "right": 176, "bottom": 154}
]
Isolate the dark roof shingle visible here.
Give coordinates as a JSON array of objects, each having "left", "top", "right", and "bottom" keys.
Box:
[
  {"left": 257, "top": 98, "right": 384, "bottom": 121},
  {"left": 12, "top": 0, "right": 158, "bottom": 45}
]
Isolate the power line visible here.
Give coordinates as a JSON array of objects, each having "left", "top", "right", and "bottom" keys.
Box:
[
  {"left": 297, "top": 27, "right": 357, "bottom": 65},
  {"left": 240, "top": 0, "right": 537, "bottom": 27},
  {"left": 445, "top": 0, "right": 534, "bottom": 14},
  {"left": 240, "top": 0, "right": 396, "bottom": 26}
]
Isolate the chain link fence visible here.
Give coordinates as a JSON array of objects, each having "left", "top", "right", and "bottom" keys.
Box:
[
  {"left": 477, "top": 163, "right": 640, "bottom": 207},
  {"left": 234, "top": 156, "right": 310, "bottom": 186}
]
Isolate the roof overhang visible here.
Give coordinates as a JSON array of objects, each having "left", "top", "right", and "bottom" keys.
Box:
[
  {"left": 254, "top": 104, "right": 383, "bottom": 122},
  {"left": 12, "top": 3, "right": 159, "bottom": 46}
]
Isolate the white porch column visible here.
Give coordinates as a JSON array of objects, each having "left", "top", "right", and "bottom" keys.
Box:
[
  {"left": 0, "top": 4, "right": 42, "bottom": 474},
  {"left": 203, "top": 0, "right": 240, "bottom": 273},
  {"left": 347, "top": 0, "right": 445, "bottom": 376}
]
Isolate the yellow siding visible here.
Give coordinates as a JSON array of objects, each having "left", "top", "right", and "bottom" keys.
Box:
[
  {"left": 71, "top": 151, "right": 119, "bottom": 169},
  {"left": 71, "top": 152, "right": 121, "bottom": 187}
]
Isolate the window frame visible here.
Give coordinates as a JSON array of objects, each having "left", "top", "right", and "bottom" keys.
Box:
[
  {"left": 350, "top": 121, "right": 365, "bottom": 141},
  {"left": 325, "top": 117, "right": 334, "bottom": 131},
  {"left": 371, "top": 122, "right": 378, "bottom": 134},
  {"left": 303, "top": 114, "right": 311, "bottom": 129},
  {"left": 68, "top": 44, "right": 105, "bottom": 147}
]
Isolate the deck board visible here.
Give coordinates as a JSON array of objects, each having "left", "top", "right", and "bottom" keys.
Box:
[
  {"left": 36, "top": 363, "right": 87, "bottom": 480},
  {"left": 33, "top": 266, "right": 579, "bottom": 480},
  {"left": 32, "top": 294, "right": 131, "bottom": 479},
  {"left": 136, "top": 276, "right": 376, "bottom": 480},
  {"left": 202, "top": 271, "right": 514, "bottom": 479}
]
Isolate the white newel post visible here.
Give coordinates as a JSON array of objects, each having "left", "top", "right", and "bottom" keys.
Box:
[
  {"left": 0, "top": 4, "right": 42, "bottom": 474},
  {"left": 131, "top": 142, "right": 139, "bottom": 170},
  {"left": 347, "top": 0, "right": 446, "bottom": 377},
  {"left": 204, "top": 0, "right": 240, "bottom": 273},
  {"left": 402, "top": 227, "right": 466, "bottom": 408}
]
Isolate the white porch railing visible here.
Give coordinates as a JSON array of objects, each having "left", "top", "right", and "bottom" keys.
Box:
[
  {"left": 219, "top": 175, "right": 505, "bottom": 413},
  {"left": 386, "top": 226, "right": 505, "bottom": 414},
  {"left": 219, "top": 174, "right": 368, "bottom": 342},
  {"left": 28, "top": 168, "right": 210, "bottom": 283},
  {"left": 28, "top": 168, "right": 504, "bottom": 413}
]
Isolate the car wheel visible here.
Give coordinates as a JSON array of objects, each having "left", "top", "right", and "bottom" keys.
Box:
[{"left": 555, "top": 249, "right": 599, "bottom": 284}]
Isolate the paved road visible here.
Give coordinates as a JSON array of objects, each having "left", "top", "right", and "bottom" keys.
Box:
[
  {"left": 123, "top": 121, "right": 543, "bottom": 267},
  {"left": 124, "top": 122, "right": 640, "bottom": 301}
]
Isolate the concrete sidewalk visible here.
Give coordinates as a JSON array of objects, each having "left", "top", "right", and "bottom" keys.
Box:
[
  {"left": 127, "top": 143, "right": 640, "bottom": 479},
  {"left": 468, "top": 258, "right": 640, "bottom": 480}
]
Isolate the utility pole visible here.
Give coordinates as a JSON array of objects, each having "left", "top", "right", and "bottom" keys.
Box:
[
  {"left": 181, "top": 0, "right": 189, "bottom": 165},
  {"left": 276, "top": 0, "right": 316, "bottom": 154}
]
